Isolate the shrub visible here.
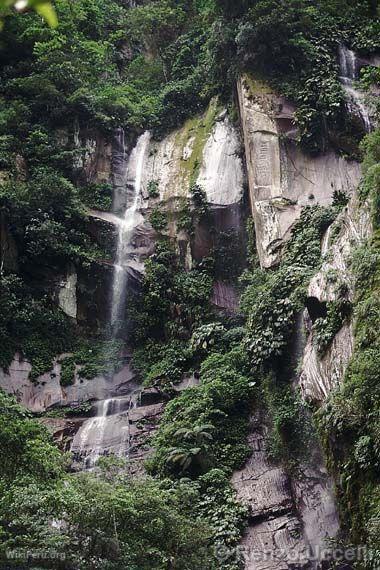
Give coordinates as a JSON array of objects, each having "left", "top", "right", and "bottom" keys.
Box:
[
  {"left": 77, "top": 182, "right": 113, "bottom": 211},
  {"left": 147, "top": 180, "right": 160, "bottom": 198},
  {"left": 149, "top": 208, "right": 168, "bottom": 231},
  {"left": 313, "top": 300, "right": 352, "bottom": 356}
]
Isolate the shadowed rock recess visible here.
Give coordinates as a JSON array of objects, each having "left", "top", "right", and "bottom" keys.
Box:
[{"left": 1, "top": 1, "right": 380, "bottom": 569}]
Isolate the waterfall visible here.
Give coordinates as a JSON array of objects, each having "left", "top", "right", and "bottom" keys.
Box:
[
  {"left": 71, "top": 396, "right": 137, "bottom": 469},
  {"left": 338, "top": 45, "right": 372, "bottom": 132},
  {"left": 110, "top": 130, "right": 151, "bottom": 333},
  {"left": 338, "top": 45, "right": 357, "bottom": 82},
  {"left": 71, "top": 131, "right": 150, "bottom": 469}
]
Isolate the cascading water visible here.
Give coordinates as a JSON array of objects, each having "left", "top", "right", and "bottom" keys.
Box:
[
  {"left": 71, "top": 131, "right": 151, "bottom": 469},
  {"left": 338, "top": 45, "right": 372, "bottom": 132},
  {"left": 111, "top": 130, "right": 151, "bottom": 334},
  {"left": 71, "top": 396, "right": 137, "bottom": 468},
  {"left": 338, "top": 45, "right": 357, "bottom": 80}
]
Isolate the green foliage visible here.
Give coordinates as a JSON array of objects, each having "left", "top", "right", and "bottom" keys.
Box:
[
  {"left": 132, "top": 339, "right": 193, "bottom": 388},
  {"left": 190, "top": 322, "right": 226, "bottom": 354},
  {"left": 213, "top": 229, "right": 245, "bottom": 281},
  {"left": 0, "top": 167, "right": 108, "bottom": 269},
  {"left": 190, "top": 469, "right": 248, "bottom": 563},
  {"left": 130, "top": 238, "right": 213, "bottom": 343},
  {"left": 0, "top": 392, "right": 221, "bottom": 569},
  {"left": 213, "top": 0, "right": 380, "bottom": 151},
  {"left": 125, "top": 0, "right": 186, "bottom": 54},
  {"left": 241, "top": 206, "right": 338, "bottom": 370},
  {"left": 176, "top": 183, "right": 210, "bottom": 236},
  {"left": 243, "top": 267, "right": 300, "bottom": 368},
  {"left": 59, "top": 355, "right": 76, "bottom": 387},
  {"left": 43, "top": 401, "right": 93, "bottom": 418},
  {"left": 0, "top": 272, "right": 124, "bottom": 382},
  {"left": 0, "top": 0, "right": 219, "bottom": 138},
  {"left": 0, "top": 0, "right": 57, "bottom": 29},
  {"left": 149, "top": 207, "right": 168, "bottom": 231},
  {"left": 262, "top": 376, "right": 314, "bottom": 468},
  {"left": 0, "top": 469, "right": 216, "bottom": 569},
  {"left": 190, "top": 183, "right": 209, "bottom": 218},
  {"left": 240, "top": 204, "right": 343, "bottom": 473},
  {"left": 77, "top": 182, "right": 113, "bottom": 211},
  {"left": 0, "top": 389, "right": 65, "bottom": 483},
  {"left": 128, "top": 217, "right": 251, "bottom": 567},
  {"left": 0, "top": 273, "right": 74, "bottom": 378},
  {"left": 359, "top": 130, "right": 380, "bottom": 204},
  {"left": 0, "top": 0, "right": 130, "bottom": 128},
  {"left": 177, "top": 199, "right": 194, "bottom": 234},
  {"left": 2, "top": 1, "right": 379, "bottom": 566},
  {"left": 148, "top": 347, "right": 253, "bottom": 478},
  {"left": 1, "top": 0, "right": 378, "bottom": 152},
  {"left": 0, "top": 17, "right": 119, "bottom": 375},
  {"left": 147, "top": 179, "right": 160, "bottom": 199},
  {"left": 313, "top": 299, "right": 352, "bottom": 355},
  {"left": 60, "top": 338, "right": 125, "bottom": 385},
  {"left": 332, "top": 189, "right": 350, "bottom": 207},
  {"left": 283, "top": 206, "right": 338, "bottom": 267}
]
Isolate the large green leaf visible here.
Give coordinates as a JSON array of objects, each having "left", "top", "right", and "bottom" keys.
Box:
[
  {"left": 31, "top": 0, "right": 57, "bottom": 27},
  {"left": 0, "top": 0, "right": 57, "bottom": 27}
]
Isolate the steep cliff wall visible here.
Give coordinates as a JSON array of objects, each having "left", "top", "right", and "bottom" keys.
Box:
[
  {"left": 2, "top": 1, "right": 380, "bottom": 568},
  {"left": 300, "top": 191, "right": 372, "bottom": 402},
  {"left": 232, "top": 410, "right": 339, "bottom": 570},
  {"left": 238, "top": 75, "right": 362, "bottom": 268}
]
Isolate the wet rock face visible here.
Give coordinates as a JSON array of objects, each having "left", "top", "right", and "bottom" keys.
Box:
[
  {"left": 299, "top": 192, "right": 372, "bottom": 403},
  {"left": 300, "top": 319, "right": 354, "bottom": 403},
  {"left": 41, "top": 417, "right": 85, "bottom": 453},
  {"left": 196, "top": 112, "right": 245, "bottom": 206},
  {"left": 74, "top": 128, "right": 113, "bottom": 185},
  {"left": 338, "top": 45, "right": 377, "bottom": 132},
  {"left": 237, "top": 75, "right": 362, "bottom": 268},
  {"left": 57, "top": 264, "right": 77, "bottom": 319},
  {"left": 41, "top": 398, "right": 165, "bottom": 473},
  {"left": 211, "top": 281, "right": 240, "bottom": 314},
  {"left": 0, "top": 354, "right": 137, "bottom": 413},
  {"left": 70, "top": 393, "right": 166, "bottom": 473},
  {"left": 69, "top": 376, "right": 199, "bottom": 472},
  {"left": 232, "top": 412, "right": 339, "bottom": 570},
  {"left": 0, "top": 106, "right": 246, "bottom": 454}
]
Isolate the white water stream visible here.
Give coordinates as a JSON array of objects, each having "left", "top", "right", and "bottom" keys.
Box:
[
  {"left": 110, "top": 130, "right": 151, "bottom": 332},
  {"left": 72, "top": 396, "right": 137, "bottom": 468},
  {"left": 71, "top": 131, "right": 150, "bottom": 468},
  {"left": 338, "top": 45, "right": 372, "bottom": 132}
]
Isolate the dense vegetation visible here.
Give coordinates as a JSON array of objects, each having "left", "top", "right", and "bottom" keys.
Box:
[
  {"left": 0, "top": 389, "right": 218, "bottom": 569},
  {"left": 0, "top": 0, "right": 380, "bottom": 568},
  {"left": 215, "top": 0, "right": 380, "bottom": 152}
]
